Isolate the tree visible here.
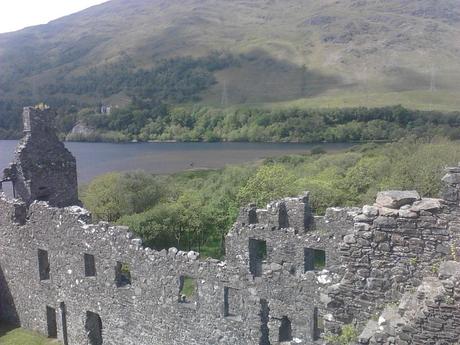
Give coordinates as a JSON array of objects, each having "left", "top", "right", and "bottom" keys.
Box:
[
  {"left": 80, "top": 173, "right": 124, "bottom": 222},
  {"left": 118, "top": 203, "right": 179, "bottom": 250},
  {"left": 81, "top": 171, "right": 168, "bottom": 221},
  {"left": 237, "top": 164, "right": 298, "bottom": 207}
]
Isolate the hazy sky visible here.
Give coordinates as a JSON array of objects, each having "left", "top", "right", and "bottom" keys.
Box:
[{"left": 0, "top": 0, "right": 110, "bottom": 33}]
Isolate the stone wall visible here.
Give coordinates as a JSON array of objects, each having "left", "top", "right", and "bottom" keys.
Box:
[
  {"left": 1, "top": 106, "right": 79, "bottom": 208},
  {"left": 0, "top": 191, "right": 357, "bottom": 345},
  {"left": 359, "top": 261, "right": 460, "bottom": 345},
  {"left": 225, "top": 194, "right": 360, "bottom": 343},
  {"left": 321, "top": 179, "right": 460, "bottom": 345},
  {"left": 325, "top": 191, "right": 458, "bottom": 332},
  {"left": 2, "top": 184, "right": 457, "bottom": 345}
]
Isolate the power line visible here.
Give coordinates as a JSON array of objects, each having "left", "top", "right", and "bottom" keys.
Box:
[
  {"left": 429, "top": 63, "right": 436, "bottom": 111},
  {"left": 221, "top": 80, "right": 229, "bottom": 107}
]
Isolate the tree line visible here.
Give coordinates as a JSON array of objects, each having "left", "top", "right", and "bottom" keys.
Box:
[{"left": 69, "top": 105, "right": 460, "bottom": 143}]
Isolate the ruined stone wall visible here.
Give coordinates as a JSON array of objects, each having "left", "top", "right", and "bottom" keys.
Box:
[
  {"left": 2, "top": 107, "right": 79, "bottom": 207},
  {"left": 325, "top": 187, "right": 460, "bottom": 337},
  {"left": 0, "top": 185, "right": 459, "bottom": 345},
  {"left": 0, "top": 191, "right": 356, "bottom": 345},
  {"left": 225, "top": 194, "right": 360, "bottom": 343},
  {"left": 359, "top": 261, "right": 460, "bottom": 345}
]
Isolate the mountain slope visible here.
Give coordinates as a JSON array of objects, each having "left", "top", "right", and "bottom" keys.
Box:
[{"left": 0, "top": 0, "right": 459, "bottom": 109}]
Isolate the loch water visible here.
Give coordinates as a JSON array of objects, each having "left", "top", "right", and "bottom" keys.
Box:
[{"left": 0, "top": 141, "right": 353, "bottom": 183}]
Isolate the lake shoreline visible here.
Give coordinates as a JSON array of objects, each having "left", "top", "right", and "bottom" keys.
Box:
[
  {"left": 0, "top": 140, "right": 355, "bottom": 184},
  {"left": 63, "top": 138, "right": 387, "bottom": 145},
  {"left": 0, "top": 133, "right": 391, "bottom": 145}
]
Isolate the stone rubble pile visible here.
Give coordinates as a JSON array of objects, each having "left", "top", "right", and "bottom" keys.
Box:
[{"left": 360, "top": 261, "right": 460, "bottom": 345}]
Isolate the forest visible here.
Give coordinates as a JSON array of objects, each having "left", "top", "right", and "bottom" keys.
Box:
[
  {"left": 1, "top": 51, "right": 460, "bottom": 144},
  {"left": 81, "top": 137, "right": 460, "bottom": 258},
  {"left": 67, "top": 105, "right": 460, "bottom": 143},
  {"left": 44, "top": 52, "right": 238, "bottom": 101},
  {"left": 0, "top": 52, "right": 238, "bottom": 139}
]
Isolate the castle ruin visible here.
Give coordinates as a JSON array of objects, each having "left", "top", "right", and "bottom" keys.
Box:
[
  {"left": 0, "top": 107, "right": 459, "bottom": 345},
  {"left": 1, "top": 106, "right": 79, "bottom": 208}
]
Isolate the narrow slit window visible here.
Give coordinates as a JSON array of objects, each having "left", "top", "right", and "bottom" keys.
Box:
[
  {"left": 304, "top": 248, "right": 326, "bottom": 272},
  {"left": 313, "top": 307, "right": 324, "bottom": 341},
  {"left": 248, "top": 208, "right": 258, "bottom": 224},
  {"left": 38, "top": 249, "right": 50, "bottom": 281},
  {"left": 259, "top": 299, "right": 270, "bottom": 345},
  {"left": 249, "top": 239, "right": 267, "bottom": 277},
  {"left": 37, "top": 186, "right": 51, "bottom": 201},
  {"left": 224, "top": 287, "right": 243, "bottom": 319},
  {"left": 278, "top": 203, "right": 289, "bottom": 229},
  {"left": 279, "top": 316, "right": 293, "bottom": 342},
  {"left": 46, "top": 306, "right": 57, "bottom": 338},
  {"left": 115, "top": 261, "right": 131, "bottom": 287},
  {"left": 84, "top": 254, "right": 96, "bottom": 277},
  {"left": 85, "top": 311, "right": 103, "bottom": 345},
  {"left": 178, "top": 276, "right": 197, "bottom": 304},
  {"left": 60, "top": 302, "right": 69, "bottom": 345}
]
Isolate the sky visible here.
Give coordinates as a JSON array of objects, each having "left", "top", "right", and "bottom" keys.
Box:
[{"left": 0, "top": 0, "right": 110, "bottom": 33}]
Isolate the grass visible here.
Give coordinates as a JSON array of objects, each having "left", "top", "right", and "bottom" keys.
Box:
[
  {"left": 0, "top": 325, "right": 59, "bottom": 345},
  {"left": 202, "top": 88, "right": 460, "bottom": 113},
  {"left": 267, "top": 90, "right": 460, "bottom": 112},
  {"left": 180, "top": 277, "right": 197, "bottom": 298}
]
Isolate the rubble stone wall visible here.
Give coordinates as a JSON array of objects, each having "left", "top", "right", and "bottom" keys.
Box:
[
  {"left": 325, "top": 191, "right": 458, "bottom": 333},
  {"left": 360, "top": 261, "right": 460, "bottom": 345},
  {"left": 1, "top": 107, "right": 79, "bottom": 208},
  {"left": 0, "top": 192, "right": 355, "bottom": 345},
  {"left": 2, "top": 185, "right": 457, "bottom": 345},
  {"left": 323, "top": 168, "right": 460, "bottom": 345}
]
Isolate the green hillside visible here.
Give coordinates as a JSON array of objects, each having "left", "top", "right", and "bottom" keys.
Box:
[
  {"left": 0, "top": 0, "right": 459, "bottom": 108},
  {"left": 0, "top": 0, "right": 459, "bottom": 139}
]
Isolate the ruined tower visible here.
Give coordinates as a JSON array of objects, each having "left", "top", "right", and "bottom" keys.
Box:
[{"left": 2, "top": 106, "right": 79, "bottom": 207}]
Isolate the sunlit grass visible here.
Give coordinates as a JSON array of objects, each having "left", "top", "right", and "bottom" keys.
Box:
[
  {"left": 255, "top": 90, "right": 460, "bottom": 112},
  {"left": 181, "top": 277, "right": 197, "bottom": 298},
  {"left": 0, "top": 326, "right": 59, "bottom": 345}
]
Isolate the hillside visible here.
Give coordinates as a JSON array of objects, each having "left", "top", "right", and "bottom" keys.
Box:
[{"left": 0, "top": 0, "right": 459, "bottom": 124}]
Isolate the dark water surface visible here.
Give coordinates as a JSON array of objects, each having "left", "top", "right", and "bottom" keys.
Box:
[{"left": 0, "top": 141, "right": 353, "bottom": 183}]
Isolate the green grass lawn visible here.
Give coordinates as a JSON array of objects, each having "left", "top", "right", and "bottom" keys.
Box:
[{"left": 0, "top": 326, "right": 59, "bottom": 345}]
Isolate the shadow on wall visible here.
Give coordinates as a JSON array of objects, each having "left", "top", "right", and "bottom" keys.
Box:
[{"left": 0, "top": 264, "right": 19, "bottom": 328}]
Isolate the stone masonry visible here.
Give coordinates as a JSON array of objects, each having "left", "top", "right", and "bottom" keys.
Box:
[
  {"left": 360, "top": 261, "right": 460, "bottom": 345},
  {"left": 1, "top": 106, "right": 79, "bottom": 207},
  {"left": 0, "top": 107, "right": 459, "bottom": 345}
]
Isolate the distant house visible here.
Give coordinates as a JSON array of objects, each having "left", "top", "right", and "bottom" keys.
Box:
[{"left": 100, "top": 105, "right": 112, "bottom": 115}]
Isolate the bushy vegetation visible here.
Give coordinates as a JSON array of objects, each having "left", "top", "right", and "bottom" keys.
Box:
[
  {"left": 81, "top": 138, "right": 460, "bottom": 258},
  {"left": 325, "top": 324, "right": 359, "bottom": 345},
  {"left": 46, "top": 52, "right": 238, "bottom": 101},
  {"left": 0, "top": 100, "right": 23, "bottom": 139},
  {"left": 67, "top": 104, "right": 460, "bottom": 143}
]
